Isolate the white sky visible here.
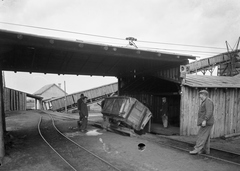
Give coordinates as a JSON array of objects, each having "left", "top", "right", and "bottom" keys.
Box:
[{"left": 0, "top": 0, "right": 240, "bottom": 94}]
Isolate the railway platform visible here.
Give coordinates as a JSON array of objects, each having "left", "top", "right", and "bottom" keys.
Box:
[
  {"left": 165, "top": 134, "right": 240, "bottom": 155},
  {"left": 149, "top": 123, "right": 240, "bottom": 155}
]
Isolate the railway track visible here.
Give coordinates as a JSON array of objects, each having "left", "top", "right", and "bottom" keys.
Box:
[
  {"left": 145, "top": 135, "right": 240, "bottom": 167},
  {"left": 38, "top": 113, "right": 122, "bottom": 171},
  {"left": 38, "top": 111, "right": 240, "bottom": 170}
]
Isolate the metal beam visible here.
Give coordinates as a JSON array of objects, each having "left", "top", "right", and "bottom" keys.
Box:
[{"left": 187, "top": 50, "right": 240, "bottom": 74}]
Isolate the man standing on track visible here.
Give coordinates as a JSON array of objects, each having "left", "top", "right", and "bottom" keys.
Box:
[
  {"left": 79, "top": 96, "right": 88, "bottom": 133},
  {"left": 77, "top": 94, "right": 84, "bottom": 128},
  {"left": 190, "top": 90, "right": 214, "bottom": 155}
]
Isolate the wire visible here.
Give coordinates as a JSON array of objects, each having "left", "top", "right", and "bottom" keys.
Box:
[
  {"left": 137, "top": 46, "right": 224, "bottom": 54},
  {"left": 138, "top": 40, "right": 226, "bottom": 50},
  {"left": 81, "top": 39, "right": 223, "bottom": 56},
  {"left": 0, "top": 21, "right": 124, "bottom": 41},
  {"left": 0, "top": 21, "right": 227, "bottom": 50},
  {"left": 88, "top": 40, "right": 223, "bottom": 55}
]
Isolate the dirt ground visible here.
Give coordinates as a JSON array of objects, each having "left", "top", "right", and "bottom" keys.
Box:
[{"left": 1, "top": 110, "right": 240, "bottom": 171}]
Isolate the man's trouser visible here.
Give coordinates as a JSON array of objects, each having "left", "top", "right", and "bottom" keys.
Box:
[
  {"left": 194, "top": 125, "right": 213, "bottom": 154},
  {"left": 78, "top": 112, "right": 83, "bottom": 127},
  {"left": 80, "top": 116, "right": 88, "bottom": 131},
  {"left": 162, "top": 115, "right": 168, "bottom": 128}
]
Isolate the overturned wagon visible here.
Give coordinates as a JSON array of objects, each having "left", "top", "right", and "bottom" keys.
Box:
[{"left": 101, "top": 96, "right": 152, "bottom": 133}]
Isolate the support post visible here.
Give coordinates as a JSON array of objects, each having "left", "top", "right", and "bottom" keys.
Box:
[
  {"left": 0, "top": 69, "right": 5, "bottom": 164},
  {"left": 1, "top": 72, "right": 6, "bottom": 134},
  {"left": 35, "top": 99, "right": 37, "bottom": 109},
  {"left": 117, "top": 77, "right": 121, "bottom": 96},
  {"left": 38, "top": 99, "right": 43, "bottom": 110}
]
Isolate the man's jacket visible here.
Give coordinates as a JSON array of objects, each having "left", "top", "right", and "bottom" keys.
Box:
[
  {"left": 161, "top": 102, "right": 168, "bottom": 116},
  {"left": 77, "top": 98, "right": 83, "bottom": 111},
  {"left": 80, "top": 102, "right": 88, "bottom": 117},
  {"left": 197, "top": 98, "right": 214, "bottom": 126}
]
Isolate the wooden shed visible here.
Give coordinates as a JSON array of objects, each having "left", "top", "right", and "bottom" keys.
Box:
[
  {"left": 180, "top": 74, "right": 240, "bottom": 138},
  {"left": 119, "top": 76, "right": 182, "bottom": 132}
]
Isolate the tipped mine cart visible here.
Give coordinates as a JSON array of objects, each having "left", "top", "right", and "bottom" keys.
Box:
[{"left": 101, "top": 96, "right": 152, "bottom": 136}]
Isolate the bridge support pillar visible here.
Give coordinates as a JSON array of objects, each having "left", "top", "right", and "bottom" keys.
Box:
[{"left": 0, "top": 68, "right": 5, "bottom": 165}]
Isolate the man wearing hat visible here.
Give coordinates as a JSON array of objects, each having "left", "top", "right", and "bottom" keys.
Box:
[
  {"left": 190, "top": 90, "right": 214, "bottom": 155},
  {"left": 160, "top": 97, "right": 168, "bottom": 128},
  {"left": 77, "top": 94, "right": 84, "bottom": 128},
  {"left": 79, "top": 96, "right": 89, "bottom": 132}
]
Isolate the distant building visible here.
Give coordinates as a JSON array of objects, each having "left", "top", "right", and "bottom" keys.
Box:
[
  {"left": 34, "top": 84, "right": 67, "bottom": 101},
  {"left": 26, "top": 98, "right": 35, "bottom": 110}
]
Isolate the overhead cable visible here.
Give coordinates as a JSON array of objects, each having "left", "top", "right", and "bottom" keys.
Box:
[
  {"left": 137, "top": 40, "right": 226, "bottom": 50},
  {"left": 0, "top": 21, "right": 227, "bottom": 50},
  {"left": 0, "top": 21, "right": 124, "bottom": 41}
]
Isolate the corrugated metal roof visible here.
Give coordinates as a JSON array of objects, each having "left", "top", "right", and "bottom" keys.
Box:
[
  {"left": 34, "top": 84, "right": 55, "bottom": 95},
  {"left": 182, "top": 74, "right": 240, "bottom": 88}
]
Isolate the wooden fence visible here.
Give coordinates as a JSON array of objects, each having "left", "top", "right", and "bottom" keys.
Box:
[{"left": 4, "top": 88, "right": 26, "bottom": 111}]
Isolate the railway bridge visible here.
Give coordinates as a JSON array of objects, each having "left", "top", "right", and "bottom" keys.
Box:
[
  {"left": 0, "top": 29, "right": 195, "bottom": 159},
  {"left": 2, "top": 29, "right": 240, "bottom": 162}
]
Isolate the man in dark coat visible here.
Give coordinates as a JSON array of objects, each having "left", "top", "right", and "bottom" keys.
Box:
[
  {"left": 79, "top": 96, "right": 88, "bottom": 132},
  {"left": 160, "top": 97, "right": 168, "bottom": 128},
  {"left": 190, "top": 90, "right": 214, "bottom": 155},
  {"left": 77, "top": 94, "right": 84, "bottom": 127}
]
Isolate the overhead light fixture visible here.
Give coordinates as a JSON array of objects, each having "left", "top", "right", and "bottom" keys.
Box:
[
  {"left": 79, "top": 43, "right": 84, "bottom": 48},
  {"left": 126, "top": 37, "right": 138, "bottom": 48},
  {"left": 49, "top": 39, "right": 54, "bottom": 44},
  {"left": 17, "top": 34, "right": 23, "bottom": 40}
]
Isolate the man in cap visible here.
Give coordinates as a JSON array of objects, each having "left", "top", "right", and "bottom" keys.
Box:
[
  {"left": 160, "top": 97, "right": 168, "bottom": 128},
  {"left": 79, "top": 96, "right": 89, "bottom": 132},
  {"left": 190, "top": 90, "right": 214, "bottom": 155},
  {"left": 77, "top": 94, "right": 84, "bottom": 128}
]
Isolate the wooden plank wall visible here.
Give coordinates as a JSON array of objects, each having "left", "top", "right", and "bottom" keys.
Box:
[
  {"left": 180, "top": 86, "right": 240, "bottom": 138},
  {"left": 155, "top": 67, "right": 181, "bottom": 82},
  {"left": 4, "top": 88, "right": 26, "bottom": 111},
  {"left": 122, "top": 93, "right": 180, "bottom": 126}
]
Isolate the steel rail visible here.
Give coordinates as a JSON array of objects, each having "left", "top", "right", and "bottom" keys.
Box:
[
  {"left": 40, "top": 112, "right": 122, "bottom": 171},
  {"left": 38, "top": 116, "right": 78, "bottom": 171}
]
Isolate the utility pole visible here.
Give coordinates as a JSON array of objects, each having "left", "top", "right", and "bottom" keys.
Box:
[{"left": 64, "top": 81, "right": 67, "bottom": 113}]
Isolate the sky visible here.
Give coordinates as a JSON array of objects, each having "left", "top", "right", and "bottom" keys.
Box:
[{"left": 0, "top": 0, "right": 240, "bottom": 94}]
